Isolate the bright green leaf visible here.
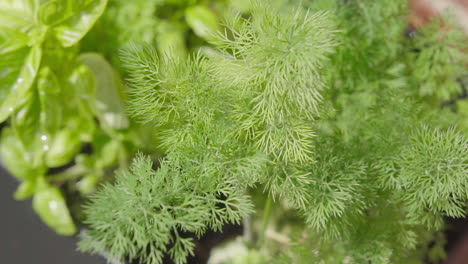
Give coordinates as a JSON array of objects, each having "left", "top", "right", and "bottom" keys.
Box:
[
  {"left": 40, "top": 0, "right": 108, "bottom": 47},
  {"left": 0, "top": 128, "right": 45, "bottom": 180},
  {"left": 67, "top": 114, "right": 96, "bottom": 142},
  {"left": 0, "top": 45, "right": 41, "bottom": 123},
  {"left": 46, "top": 129, "right": 82, "bottom": 167},
  {"left": 33, "top": 177, "right": 77, "bottom": 235},
  {"left": 0, "top": 0, "right": 36, "bottom": 30},
  {"left": 14, "top": 180, "right": 36, "bottom": 200},
  {"left": 95, "top": 140, "right": 120, "bottom": 169},
  {"left": 156, "top": 21, "right": 188, "bottom": 58},
  {"left": 185, "top": 5, "right": 219, "bottom": 41},
  {"left": 457, "top": 99, "right": 468, "bottom": 117},
  {"left": 0, "top": 1, "right": 48, "bottom": 52},
  {"left": 77, "top": 173, "right": 99, "bottom": 195},
  {"left": 0, "top": 28, "right": 30, "bottom": 54},
  {"left": 79, "top": 53, "right": 129, "bottom": 129},
  {"left": 37, "top": 67, "right": 62, "bottom": 134}
]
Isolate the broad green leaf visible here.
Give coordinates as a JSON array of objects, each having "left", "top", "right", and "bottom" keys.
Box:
[
  {"left": 156, "top": 21, "right": 188, "bottom": 58},
  {"left": 66, "top": 63, "right": 95, "bottom": 104},
  {"left": 75, "top": 153, "right": 95, "bottom": 170},
  {"left": 39, "top": 0, "right": 108, "bottom": 47},
  {"left": 66, "top": 114, "right": 96, "bottom": 142},
  {"left": 0, "top": 28, "right": 30, "bottom": 55},
  {"left": 6, "top": 90, "right": 49, "bottom": 180},
  {"left": 0, "top": 1, "right": 46, "bottom": 53},
  {"left": 77, "top": 173, "right": 99, "bottom": 195},
  {"left": 95, "top": 140, "right": 120, "bottom": 169},
  {"left": 0, "top": 0, "right": 36, "bottom": 30},
  {"left": 14, "top": 180, "right": 36, "bottom": 200},
  {"left": 229, "top": 0, "right": 253, "bottom": 12},
  {"left": 62, "top": 62, "right": 97, "bottom": 141},
  {"left": 185, "top": 5, "right": 219, "bottom": 41},
  {"left": 33, "top": 177, "right": 77, "bottom": 235},
  {"left": 41, "top": 38, "right": 79, "bottom": 70},
  {"left": 46, "top": 129, "right": 82, "bottom": 167},
  {"left": 37, "top": 67, "right": 62, "bottom": 134},
  {"left": 457, "top": 99, "right": 468, "bottom": 117},
  {"left": 79, "top": 53, "right": 129, "bottom": 129},
  {"left": 0, "top": 45, "right": 41, "bottom": 123},
  {"left": 165, "top": 0, "right": 191, "bottom": 6},
  {"left": 0, "top": 128, "right": 45, "bottom": 180},
  {"left": 11, "top": 89, "right": 41, "bottom": 147},
  {"left": 90, "top": 131, "right": 124, "bottom": 169}
]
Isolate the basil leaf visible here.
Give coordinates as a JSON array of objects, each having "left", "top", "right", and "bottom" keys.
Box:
[
  {"left": 457, "top": 99, "right": 468, "bottom": 117},
  {"left": 156, "top": 21, "right": 188, "bottom": 59},
  {"left": 185, "top": 5, "right": 219, "bottom": 42},
  {"left": 0, "top": 1, "right": 48, "bottom": 53},
  {"left": 0, "top": 45, "right": 41, "bottom": 123},
  {"left": 37, "top": 67, "right": 62, "bottom": 134},
  {"left": 68, "top": 114, "right": 97, "bottom": 142},
  {"left": 66, "top": 63, "right": 95, "bottom": 107},
  {"left": 11, "top": 89, "right": 41, "bottom": 147},
  {"left": 0, "top": 28, "right": 30, "bottom": 54},
  {"left": 0, "top": 0, "right": 36, "bottom": 30},
  {"left": 165, "top": 0, "right": 191, "bottom": 6},
  {"left": 95, "top": 140, "right": 120, "bottom": 169},
  {"left": 33, "top": 178, "right": 77, "bottom": 235},
  {"left": 63, "top": 62, "right": 97, "bottom": 141},
  {"left": 80, "top": 53, "right": 129, "bottom": 129},
  {"left": 46, "top": 129, "right": 82, "bottom": 168},
  {"left": 39, "top": 0, "right": 108, "bottom": 47},
  {"left": 77, "top": 173, "right": 99, "bottom": 195},
  {"left": 0, "top": 128, "right": 45, "bottom": 180},
  {"left": 14, "top": 180, "right": 36, "bottom": 200}
]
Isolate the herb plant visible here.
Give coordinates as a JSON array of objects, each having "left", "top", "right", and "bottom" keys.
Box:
[
  {"left": 0, "top": 0, "right": 144, "bottom": 234},
  {"left": 2, "top": 0, "right": 468, "bottom": 264}
]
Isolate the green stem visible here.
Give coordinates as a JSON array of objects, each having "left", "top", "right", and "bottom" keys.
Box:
[
  {"left": 243, "top": 215, "right": 253, "bottom": 243},
  {"left": 259, "top": 196, "right": 273, "bottom": 248},
  {"left": 48, "top": 164, "right": 88, "bottom": 183}
]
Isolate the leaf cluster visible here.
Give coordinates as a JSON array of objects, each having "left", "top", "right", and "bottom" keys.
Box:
[
  {"left": 0, "top": 0, "right": 147, "bottom": 235},
  {"left": 79, "top": 0, "right": 468, "bottom": 264},
  {"left": 79, "top": 154, "right": 253, "bottom": 264},
  {"left": 80, "top": 2, "right": 340, "bottom": 263}
]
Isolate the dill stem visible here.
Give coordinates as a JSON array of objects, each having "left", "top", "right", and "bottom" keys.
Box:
[
  {"left": 259, "top": 195, "right": 273, "bottom": 248},
  {"left": 48, "top": 165, "right": 88, "bottom": 183}
]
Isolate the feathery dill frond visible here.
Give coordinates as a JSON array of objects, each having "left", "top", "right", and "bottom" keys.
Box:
[
  {"left": 391, "top": 126, "right": 468, "bottom": 227},
  {"left": 79, "top": 153, "right": 254, "bottom": 264},
  {"left": 120, "top": 44, "right": 169, "bottom": 125},
  {"left": 316, "top": 0, "right": 408, "bottom": 91},
  {"left": 78, "top": 1, "right": 468, "bottom": 263},
  {"left": 303, "top": 156, "right": 368, "bottom": 236},
  {"left": 122, "top": 44, "right": 232, "bottom": 152},
  {"left": 217, "top": 3, "right": 338, "bottom": 164},
  {"left": 119, "top": 2, "right": 339, "bottom": 210},
  {"left": 409, "top": 14, "right": 468, "bottom": 101}
]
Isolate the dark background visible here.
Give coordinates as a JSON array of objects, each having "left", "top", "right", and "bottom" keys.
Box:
[{"left": 0, "top": 166, "right": 105, "bottom": 264}]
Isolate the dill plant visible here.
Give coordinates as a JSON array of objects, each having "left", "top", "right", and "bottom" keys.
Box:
[{"left": 78, "top": 1, "right": 468, "bottom": 263}]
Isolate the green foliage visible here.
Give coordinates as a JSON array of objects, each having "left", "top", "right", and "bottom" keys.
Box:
[
  {"left": 78, "top": 0, "right": 468, "bottom": 263},
  {"left": 79, "top": 154, "right": 253, "bottom": 264},
  {"left": 387, "top": 126, "right": 468, "bottom": 227},
  {"left": 0, "top": 0, "right": 144, "bottom": 235},
  {"left": 33, "top": 176, "right": 77, "bottom": 235},
  {"left": 216, "top": 5, "right": 338, "bottom": 164},
  {"left": 80, "top": 2, "right": 340, "bottom": 262},
  {"left": 301, "top": 138, "right": 369, "bottom": 237},
  {"left": 409, "top": 15, "right": 468, "bottom": 101},
  {"left": 3, "top": 0, "right": 468, "bottom": 263},
  {"left": 81, "top": 0, "right": 227, "bottom": 67}
]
